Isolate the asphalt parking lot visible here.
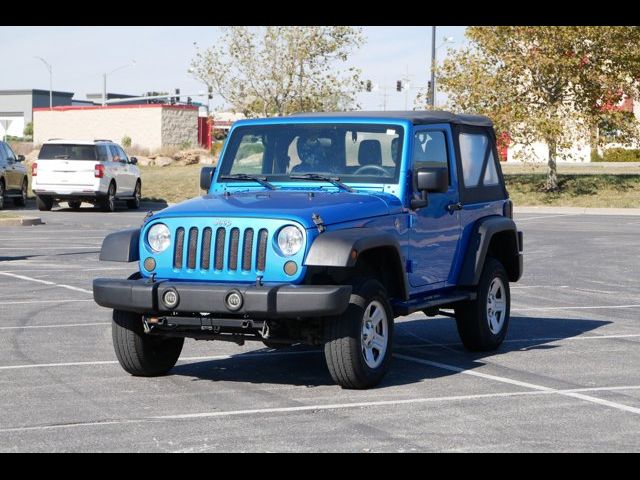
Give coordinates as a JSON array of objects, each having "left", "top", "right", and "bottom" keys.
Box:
[{"left": 1, "top": 201, "right": 639, "bottom": 452}]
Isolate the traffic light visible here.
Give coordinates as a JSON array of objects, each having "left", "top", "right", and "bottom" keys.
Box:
[
  {"left": 365, "top": 80, "right": 372, "bottom": 92},
  {"left": 175, "top": 88, "right": 180, "bottom": 103},
  {"left": 396, "top": 80, "right": 402, "bottom": 92},
  {"left": 208, "top": 86, "right": 213, "bottom": 100},
  {"left": 187, "top": 97, "right": 192, "bottom": 105}
]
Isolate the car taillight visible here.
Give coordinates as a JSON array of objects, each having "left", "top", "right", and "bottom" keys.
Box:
[
  {"left": 31, "top": 162, "right": 37, "bottom": 177},
  {"left": 94, "top": 164, "right": 105, "bottom": 178}
]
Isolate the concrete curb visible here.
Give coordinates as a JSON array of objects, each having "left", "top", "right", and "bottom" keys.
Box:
[
  {"left": 0, "top": 217, "right": 44, "bottom": 226},
  {"left": 516, "top": 206, "right": 640, "bottom": 216}
]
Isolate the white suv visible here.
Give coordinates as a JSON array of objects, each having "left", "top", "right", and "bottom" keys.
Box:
[{"left": 32, "top": 139, "right": 142, "bottom": 212}]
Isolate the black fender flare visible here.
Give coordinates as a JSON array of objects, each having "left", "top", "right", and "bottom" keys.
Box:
[
  {"left": 99, "top": 228, "right": 140, "bottom": 262},
  {"left": 304, "top": 227, "right": 409, "bottom": 300},
  {"left": 458, "top": 216, "right": 523, "bottom": 286}
]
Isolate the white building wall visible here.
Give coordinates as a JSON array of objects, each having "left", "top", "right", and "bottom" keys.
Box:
[{"left": 33, "top": 105, "right": 198, "bottom": 151}]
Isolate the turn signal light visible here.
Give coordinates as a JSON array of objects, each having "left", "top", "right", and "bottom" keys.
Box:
[
  {"left": 31, "top": 162, "right": 37, "bottom": 177},
  {"left": 94, "top": 164, "right": 105, "bottom": 178}
]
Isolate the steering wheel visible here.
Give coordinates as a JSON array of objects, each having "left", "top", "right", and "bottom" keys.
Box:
[{"left": 353, "top": 165, "right": 389, "bottom": 176}]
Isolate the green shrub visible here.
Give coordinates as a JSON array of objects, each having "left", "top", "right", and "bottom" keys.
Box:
[
  {"left": 594, "top": 148, "right": 640, "bottom": 162},
  {"left": 23, "top": 122, "right": 33, "bottom": 137},
  {"left": 121, "top": 135, "right": 132, "bottom": 148}
]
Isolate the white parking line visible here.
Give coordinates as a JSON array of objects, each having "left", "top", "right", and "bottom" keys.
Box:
[
  {"left": 0, "top": 272, "right": 92, "bottom": 294},
  {"left": 0, "top": 350, "right": 319, "bottom": 371},
  {"left": 2, "top": 299, "right": 95, "bottom": 305},
  {"left": 0, "top": 322, "right": 109, "bottom": 331},
  {"left": 395, "top": 354, "right": 640, "bottom": 415},
  {"left": 516, "top": 214, "right": 579, "bottom": 221},
  {"left": 513, "top": 304, "right": 640, "bottom": 312},
  {"left": 3, "top": 384, "right": 640, "bottom": 433}
]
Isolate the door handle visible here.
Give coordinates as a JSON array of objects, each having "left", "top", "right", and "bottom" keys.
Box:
[{"left": 446, "top": 202, "right": 463, "bottom": 213}]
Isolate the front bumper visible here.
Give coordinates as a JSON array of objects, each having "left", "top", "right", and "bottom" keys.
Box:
[{"left": 93, "top": 278, "right": 352, "bottom": 318}]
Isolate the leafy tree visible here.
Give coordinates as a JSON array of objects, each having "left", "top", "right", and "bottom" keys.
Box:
[
  {"left": 428, "top": 26, "right": 640, "bottom": 190},
  {"left": 190, "top": 26, "right": 364, "bottom": 117},
  {"left": 23, "top": 122, "right": 33, "bottom": 137}
]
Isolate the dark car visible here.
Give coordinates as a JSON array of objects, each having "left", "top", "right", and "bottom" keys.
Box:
[{"left": 0, "top": 141, "right": 29, "bottom": 209}]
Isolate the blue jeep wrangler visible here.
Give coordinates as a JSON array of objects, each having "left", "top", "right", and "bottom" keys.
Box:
[{"left": 94, "top": 111, "right": 523, "bottom": 389}]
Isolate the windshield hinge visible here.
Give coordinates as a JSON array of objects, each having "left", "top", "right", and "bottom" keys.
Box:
[{"left": 312, "top": 213, "right": 326, "bottom": 233}]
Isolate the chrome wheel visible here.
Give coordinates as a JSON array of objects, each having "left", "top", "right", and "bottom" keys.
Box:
[
  {"left": 361, "top": 300, "right": 389, "bottom": 369},
  {"left": 486, "top": 277, "right": 507, "bottom": 334}
]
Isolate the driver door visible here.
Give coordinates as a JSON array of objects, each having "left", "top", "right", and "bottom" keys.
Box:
[{"left": 407, "top": 126, "right": 462, "bottom": 288}]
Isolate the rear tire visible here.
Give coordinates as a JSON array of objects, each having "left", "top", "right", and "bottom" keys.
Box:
[
  {"left": 36, "top": 195, "right": 53, "bottom": 211},
  {"left": 100, "top": 183, "right": 116, "bottom": 212},
  {"left": 455, "top": 257, "right": 510, "bottom": 351},
  {"left": 13, "top": 179, "right": 27, "bottom": 207},
  {"left": 0, "top": 180, "right": 5, "bottom": 210},
  {"left": 68, "top": 200, "right": 82, "bottom": 210},
  {"left": 127, "top": 181, "right": 141, "bottom": 209},
  {"left": 324, "top": 279, "right": 394, "bottom": 389},
  {"left": 112, "top": 310, "right": 184, "bottom": 377}
]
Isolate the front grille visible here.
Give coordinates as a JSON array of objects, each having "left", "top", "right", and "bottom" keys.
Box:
[{"left": 173, "top": 224, "right": 269, "bottom": 274}]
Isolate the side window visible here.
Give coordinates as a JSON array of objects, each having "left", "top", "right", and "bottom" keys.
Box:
[
  {"left": 483, "top": 150, "right": 499, "bottom": 186},
  {"left": 3, "top": 143, "right": 16, "bottom": 162},
  {"left": 413, "top": 130, "right": 449, "bottom": 185},
  {"left": 96, "top": 145, "right": 110, "bottom": 162},
  {"left": 459, "top": 133, "right": 488, "bottom": 187},
  {"left": 109, "top": 145, "right": 121, "bottom": 162},
  {"left": 0, "top": 144, "right": 7, "bottom": 166},
  {"left": 116, "top": 146, "right": 129, "bottom": 163}
]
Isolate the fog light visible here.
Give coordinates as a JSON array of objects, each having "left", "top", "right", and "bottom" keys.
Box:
[
  {"left": 143, "top": 257, "right": 156, "bottom": 271},
  {"left": 284, "top": 261, "right": 298, "bottom": 276},
  {"left": 163, "top": 289, "right": 179, "bottom": 309},
  {"left": 225, "top": 290, "right": 243, "bottom": 311}
]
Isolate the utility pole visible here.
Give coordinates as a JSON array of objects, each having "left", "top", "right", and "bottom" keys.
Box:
[
  {"left": 429, "top": 26, "right": 436, "bottom": 107},
  {"left": 34, "top": 57, "right": 53, "bottom": 109},
  {"left": 103, "top": 60, "right": 136, "bottom": 106}
]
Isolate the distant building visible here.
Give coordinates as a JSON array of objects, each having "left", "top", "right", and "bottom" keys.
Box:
[
  {"left": 34, "top": 104, "right": 199, "bottom": 152},
  {"left": 0, "top": 89, "right": 74, "bottom": 137}
]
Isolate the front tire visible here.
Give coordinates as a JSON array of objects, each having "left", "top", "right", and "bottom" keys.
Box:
[
  {"left": 36, "top": 195, "right": 53, "bottom": 211},
  {"left": 455, "top": 257, "right": 510, "bottom": 351},
  {"left": 112, "top": 310, "right": 184, "bottom": 376},
  {"left": 324, "top": 279, "right": 394, "bottom": 389},
  {"left": 0, "top": 180, "right": 5, "bottom": 210},
  {"left": 68, "top": 200, "right": 82, "bottom": 210},
  {"left": 13, "top": 179, "right": 27, "bottom": 207}
]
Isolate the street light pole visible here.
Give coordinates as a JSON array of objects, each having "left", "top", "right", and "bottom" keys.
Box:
[
  {"left": 429, "top": 26, "right": 436, "bottom": 107},
  {"left": 102, "top": 60, "right": 136, "bottom": 106},
  {"left": 34, "top": 57, "right": 53, "bottom": 109}
]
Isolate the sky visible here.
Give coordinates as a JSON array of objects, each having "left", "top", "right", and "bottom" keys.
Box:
[{"left": 0, "top": 26, "right": 467, "bottom": 111}]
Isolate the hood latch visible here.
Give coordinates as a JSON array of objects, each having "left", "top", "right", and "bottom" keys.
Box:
[{"left": 312, "top": 213, "right": 326, "bottom": 233}]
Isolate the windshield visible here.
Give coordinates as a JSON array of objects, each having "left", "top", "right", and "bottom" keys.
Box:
[
  {"left": 38, "top": 144, "right": 98, "bottom": 161},
  {"left": 218, "top": 123, "right": 404, "bottom": 185}
]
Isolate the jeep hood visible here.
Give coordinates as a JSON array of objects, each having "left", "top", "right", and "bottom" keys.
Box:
[{"left": 152, "top": 190, "right": 404, "bottom": 229}]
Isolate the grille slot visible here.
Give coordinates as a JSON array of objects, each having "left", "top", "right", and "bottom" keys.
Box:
[
  {"left": 214, "top": 228, "right": 226, "bottom": 270},
  {"left": 242, "top": 229, "right": 254, "bottom": 271},
  {"left": 187, "top": 227, "right": 198, "bottom": 269},
  {"left": 174, "top": 228, "right": 185, "bottom": 269},
  {"left": 256, "top": 229, "right": 268, "bottom": 271},
  {"left": 228, "top": 228, "right": 240, "bottom": 271},
  {"left": 201, "top": 227, "right": 212, "bottom": 270}
]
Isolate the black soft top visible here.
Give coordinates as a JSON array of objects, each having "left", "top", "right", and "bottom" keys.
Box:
[{"left": 289, "top": 110, "right": 493, "bottom": 127}]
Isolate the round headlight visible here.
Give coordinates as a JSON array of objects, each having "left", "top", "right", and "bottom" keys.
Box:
[
  {"left": 277, "top": 226, "right": 303, "bottom": 256},
  {"left": 147, "top": 223, "right": 171, "bottom": 253}
]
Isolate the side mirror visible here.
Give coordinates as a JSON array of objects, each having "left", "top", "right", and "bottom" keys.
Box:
[
  {"left": 16, "top": 155, "right": 25, "bottom": 163},
  {"left": 200, "top": 166, "right": 216, "bottom": 191},
  {"left": 130, "top": 157, "right": 138, "bottom": 165},
  {"left": 416, "top": 167, "right": 448, "bottom": 193},
  {"left": 411, "top": 167, "right": 448, "bottom": 209}
]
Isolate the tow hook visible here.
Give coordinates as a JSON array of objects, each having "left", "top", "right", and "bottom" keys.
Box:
[{"left": 260, "top": 321, "right": 271, "bottom": 339}]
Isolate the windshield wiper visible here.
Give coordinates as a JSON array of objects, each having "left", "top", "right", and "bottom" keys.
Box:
[
  {"left": 54, "top": 155, "right": 70, "bottom": 159},
  {"left": 289, "top": 173, "right": 354, "bottom": 193},
  {"left": 219, "top": 173, "right": 276, "bottom": 190}
]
